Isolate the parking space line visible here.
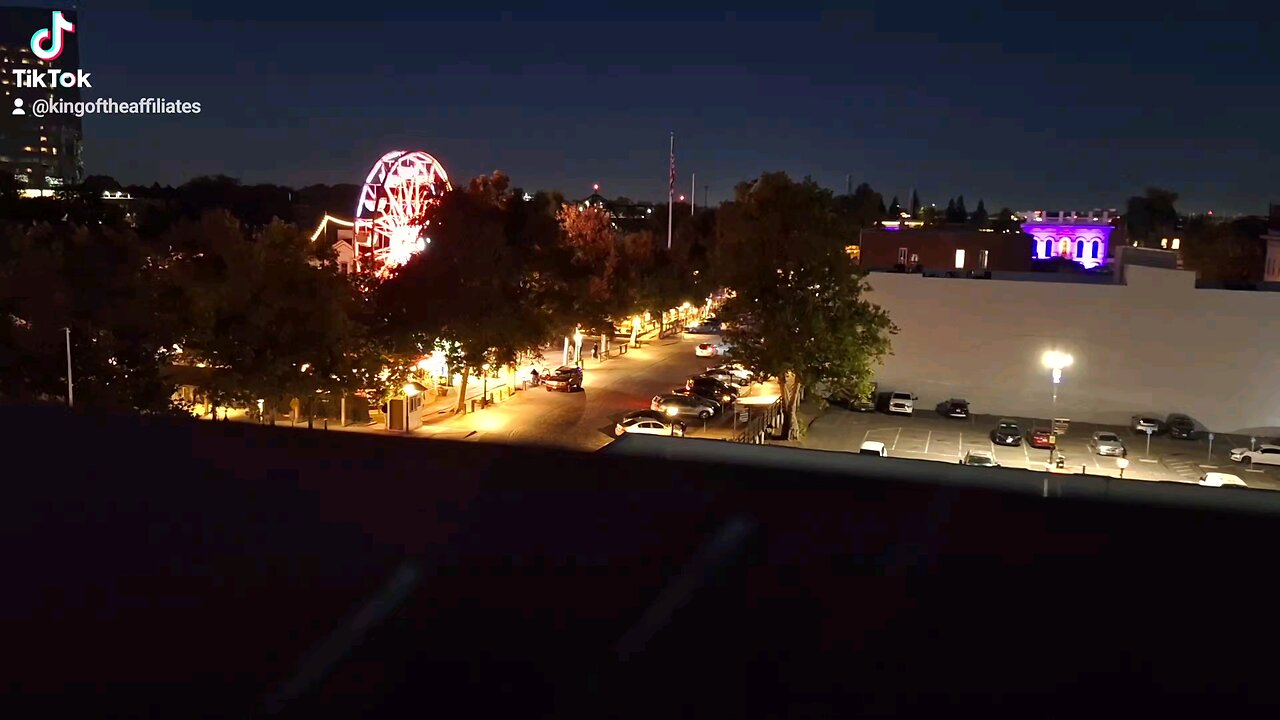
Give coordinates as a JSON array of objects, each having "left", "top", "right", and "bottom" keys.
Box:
[
  {"left": 1022, "top": 442, "right": 1030, "bottom": 463},
  {"left": 863, "top": 429, "right": 871, "bottom": 446},
  {"left": 924, "top": 430, "right": 932, "bottom": 453},
  {"left": 891, "top": 428, "right": 902, "bottom": 451}
]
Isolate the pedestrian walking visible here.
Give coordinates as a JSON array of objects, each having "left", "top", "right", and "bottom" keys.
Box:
[{"left": 591, "top": 343, "right": 599, "bottom": 361}]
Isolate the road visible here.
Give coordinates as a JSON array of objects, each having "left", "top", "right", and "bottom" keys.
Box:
[
  {"left": 420, "top": 333, "right": 740, "bottom": 451},
  {"left": 804, "top": 405, "right": 1280, "bottom": 490}
]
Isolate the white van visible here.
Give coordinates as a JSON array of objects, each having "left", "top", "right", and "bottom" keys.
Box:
[{"left": 858, "top": 441, "right": 887, "bottom": 457}]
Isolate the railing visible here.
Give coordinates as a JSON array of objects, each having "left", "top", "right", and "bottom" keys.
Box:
[{"left": 729, "top": 398, "right": 784, "bottom": 444}]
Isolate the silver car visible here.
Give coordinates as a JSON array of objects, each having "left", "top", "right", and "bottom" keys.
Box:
[
  {"left": 651, "top": 394, "right": 716, "bottom": 420},
  {"left": 1089, "top": 431, "right": 1127, "bottom": 457}
]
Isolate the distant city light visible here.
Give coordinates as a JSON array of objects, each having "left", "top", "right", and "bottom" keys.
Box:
[{"left": 593, "top": 183, "right": 599, "bottom": 192}]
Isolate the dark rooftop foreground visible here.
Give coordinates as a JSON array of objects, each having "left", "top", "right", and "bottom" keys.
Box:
[{"left": 4, "top": 405, "right": 1280, "bottom": 718}]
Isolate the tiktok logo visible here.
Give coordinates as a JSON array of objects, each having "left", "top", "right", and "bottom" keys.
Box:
[{"left": 30, "top": 11, "right": 76, "bottom": 62}]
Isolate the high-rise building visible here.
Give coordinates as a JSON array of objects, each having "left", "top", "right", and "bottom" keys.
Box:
[{"left": 0, "top": 6, "right": 84, "bottom": 190}]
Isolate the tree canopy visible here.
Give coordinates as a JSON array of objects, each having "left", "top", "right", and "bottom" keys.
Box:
[{"left": 715, "top": 173, "right": 897, "bottom": 439}]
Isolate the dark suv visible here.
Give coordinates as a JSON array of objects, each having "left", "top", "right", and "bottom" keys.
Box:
[
  {"left": 687, "top": 375, "right": 739, "bottom": 405},
  {"left": 1167, "top": 413, "right": 1196, "bottom": 440},
  {"left": 543, "top": 365, "right": 583, "bottom": 392}
]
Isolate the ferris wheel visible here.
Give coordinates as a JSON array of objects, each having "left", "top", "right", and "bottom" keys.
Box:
[{"left": 354, "top": 150, "right": 453, "bottom": 274}]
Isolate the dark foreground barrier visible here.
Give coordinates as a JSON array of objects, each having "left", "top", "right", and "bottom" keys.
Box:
[{"left": 3, "top": 404, "right": 1280, "bottom": 718}]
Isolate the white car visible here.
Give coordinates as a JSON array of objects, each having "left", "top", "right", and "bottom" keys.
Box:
[
  {"left": 887, "top": 391, "right": 915, "bottom": 416},
  {"left": 1230, "top": 444, "right": 1280, "bottom": 467},
  {"left": 1199, "top": 472, "right": 1248, "bottom": 488},
  {"left": 707, "top": 364, "right": 754, "bottom": 384},
  {"left": 962, "top": 450, "right": 999, "bottom": 467},
  {"left": 695, "top": 342, "right": 729, "bottom": 358},
  {"left": 616, "top": 415, "right": 685, "bottom": 437},
  {"left": 858, "top": 441, "right": 887, "bottom": 457}
]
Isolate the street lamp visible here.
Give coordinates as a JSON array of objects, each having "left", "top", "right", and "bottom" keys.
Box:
[
  {"left": 573, "top": 329, "right": 584, "bottom": 365},
  {"left": 1041, "top": 350, "right": 1074, "bottom": 463},
  {"left": 631, "top": 315, "right": 642, "bottom": 348},
  {"left": 481, "top": 362, "right": 490, "bottom": 408}
]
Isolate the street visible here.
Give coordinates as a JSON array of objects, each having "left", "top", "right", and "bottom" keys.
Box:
[
  {"left": 804, "top": 405, "right": 1280, "bottom": 490},
  {"left": 418, "top": 332, "right": 743, "bottom": 451}
]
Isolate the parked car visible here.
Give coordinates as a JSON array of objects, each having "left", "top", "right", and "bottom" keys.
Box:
[
  {"left": 858, "top": 441, "right": 887, "bottom": 457},
  {"left": 1028, "top": 426, "right": 1054, "bottom": 449},
  {"left": 702, "top": 368, "right": 752, "bottom": 391},
  {"left": 685, "top": 318, "right": 723, "bottom": 334},
  {"left": 888, "top": 391, "right": 916, "bottom": 416},
  {"left": 670, "top": 387, "right": 723, "bottom": 414},
  {"left": 651, "top": 393, "right": 716, "bottom": 420},
  {"left": 1230, "top": 444, "right": 1280, "bottom": 467},
  {"left": 616, "top": 414, "right": 686, "bottom": 437},
  {"left": 695, "top": 342, "right": 729, "bottom": 357},
  {"left": 543, "top": 365, "right": 583, "bottom": 392},
  {"left": 991, "top": 419, "right": 1022, "bottom": 446},
  {"left": 944, "top": 399, "right": 970, "bottom": 419},
  {"left": 688, "top": 375, "right": 740, "bottom": 405},
  {"left": 1166, "top": 413, "right": 1196, "bottom": 440},
  {"left": 1089, "top": 431, "right": 1127, "bottom": 457},
  {"left": 708, "top": 363, "right": 754, "bottom": 384},
  {"left": 1199, "top": 472, "right": 1248, "bottom": 488},
  {"left": 962, "top": 450, "right": 999, "bottom": 467},
  {"left": 1131, "top": 416, "right": 1163, "bottom": 435}
]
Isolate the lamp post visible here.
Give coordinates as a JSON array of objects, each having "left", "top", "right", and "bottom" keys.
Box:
[
  {"left": 64, "top": 326, "right": 73, "bottom": 408},
  {"left": 631, "top": 315, "right": 642, "bottom": 348},
  {"left": 402, "top": 382, "right": 420, "bottom": 433},
  {"left": 573, "top": 329, "right": 584, "bottom": 366},
  {"left": 1041, "top": 350, "right": 1074, "bottom": 463},
  {"left": 481, "top": 363, "right": 490, "bottom": 408}
]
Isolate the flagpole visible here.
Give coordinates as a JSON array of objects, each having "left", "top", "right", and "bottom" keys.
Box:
[{"left": 667, "top": 132, "right": 674, "bottom": 251}]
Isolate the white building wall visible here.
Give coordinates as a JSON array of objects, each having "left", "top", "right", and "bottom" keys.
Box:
[{"left": 864, "top": 265, "right": 1280, "bottom": 434}]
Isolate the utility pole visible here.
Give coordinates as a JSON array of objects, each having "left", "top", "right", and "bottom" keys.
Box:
[
  {"left": 703, "top": 184, "right": 708, "bottom": 208},
  {"left": 64, "top": 326, "right": 73, "bottom": 407},
  {"left": 691, "top": 173, "right": 696, "bottom": 216},
  {"left": 667, "top": 131, "right": 674, "bottom": 251}
]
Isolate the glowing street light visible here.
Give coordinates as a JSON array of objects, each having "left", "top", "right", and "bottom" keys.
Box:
[
  {"left": 1041, "top": 350, "right": 1074, "bottom": 463},
  {"left": 573, "top": 329, "right": 584, "bottom": 365},
  {"left": 402, "top": 383, "right": 421, "bottom": 397}
]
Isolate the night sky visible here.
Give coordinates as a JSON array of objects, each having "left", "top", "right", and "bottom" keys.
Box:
[{"left": 57, "top": 1, "right": 1280, "bottom": 213}]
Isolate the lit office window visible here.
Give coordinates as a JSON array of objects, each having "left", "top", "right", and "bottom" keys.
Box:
[{"left": 954, "top": 249, "right": 966, "bottom": 268}]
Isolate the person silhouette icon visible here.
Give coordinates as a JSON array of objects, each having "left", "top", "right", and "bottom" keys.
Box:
[{"left": 12, "top": 98, "right": 25, "bottom": 115}]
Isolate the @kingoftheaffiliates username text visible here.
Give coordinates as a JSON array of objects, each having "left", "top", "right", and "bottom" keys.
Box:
[{"left": 17, "top": 97, "right": 202, "bottom": 117}]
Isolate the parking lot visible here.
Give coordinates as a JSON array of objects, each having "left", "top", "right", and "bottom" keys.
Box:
[{"left": 805, "top": 405, "right": 1280, "bottom": 490}]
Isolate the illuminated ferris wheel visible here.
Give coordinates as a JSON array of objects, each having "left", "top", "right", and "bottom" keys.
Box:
[{"left": 353, "top": 150, "right": 453, "bottom": 275}]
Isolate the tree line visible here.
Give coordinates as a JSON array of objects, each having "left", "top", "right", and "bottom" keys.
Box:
[{"left": 1, "top": 169, "right": 903, "bottom": 438}]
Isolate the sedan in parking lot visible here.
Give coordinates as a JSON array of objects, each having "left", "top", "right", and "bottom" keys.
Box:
[
  {"left": 961, "top": 450, "right": 999, "bottom": 467},
  {"left": 858, "top": 441, "right": 887, "bottom": 457},
  {"left": 1131, "top": 416, "right": 1162, "bottom": 435},
  {"left": 1089, "top": 431, "right": 1127, "bottom": 457},
  {"left": 616, "top": 414, "right": 686, "bottom": 437},
  {"left": 945, "top": 399, "right": 970, "bottom": 419},
  {"left": 652, "top": 393, "right": 717, "bottom": 420},
  {"left": 1230, "top": 444, "right": 1280, "bottom": 467},
  {"left": 688, "top": 375, "right": 740, "bottom": 405},
  {"left": 991, "top": 419, "right": 1022, "bottom": 446},
  {"left": 1028, "top": 426, "right": 1054, "bottom": 449}
]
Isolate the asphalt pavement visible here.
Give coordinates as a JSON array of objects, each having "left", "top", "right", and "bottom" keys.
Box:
[
  {"left": 419, "top": 332, "right": 743, "bottom": 451},
  {"left": 804, "top": 404, "right": 1280, "bottom": 490}
]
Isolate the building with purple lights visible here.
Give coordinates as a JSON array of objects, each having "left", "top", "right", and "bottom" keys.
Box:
[{"left": 1021, "top": 209, "right": 1118, "bottom": 269}]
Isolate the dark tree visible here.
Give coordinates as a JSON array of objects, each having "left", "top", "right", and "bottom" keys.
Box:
[
  {"left": 888, "top": 196, "right": 902, "bottom": 217},
  {"left": 955, "top": 195, "right": 968, "bottom": 223},
  {"left": 972, "top": 199, "right": 988, "bottom": 226},
  {"left": 909, "top": 190, "right": 921, "bottom": 218}
]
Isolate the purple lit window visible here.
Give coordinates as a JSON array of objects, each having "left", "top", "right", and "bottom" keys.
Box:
[
  {"left": 1028, "top": 223, "right": 1114, "bottom": 268},
  {"left": 1091, "top": 240, "right": 1100, "bottom": 259},
  {"left": 1076, "top": 240, "right": 1084, "bottom": 258}
]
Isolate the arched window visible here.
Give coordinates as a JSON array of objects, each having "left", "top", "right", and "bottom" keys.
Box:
[
  {"left": 1076, "top": 240, "right": 1085, "bottom": 258},
  {"left": 1091, "top": 240, "right": 1101, "bottom": 259}
]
